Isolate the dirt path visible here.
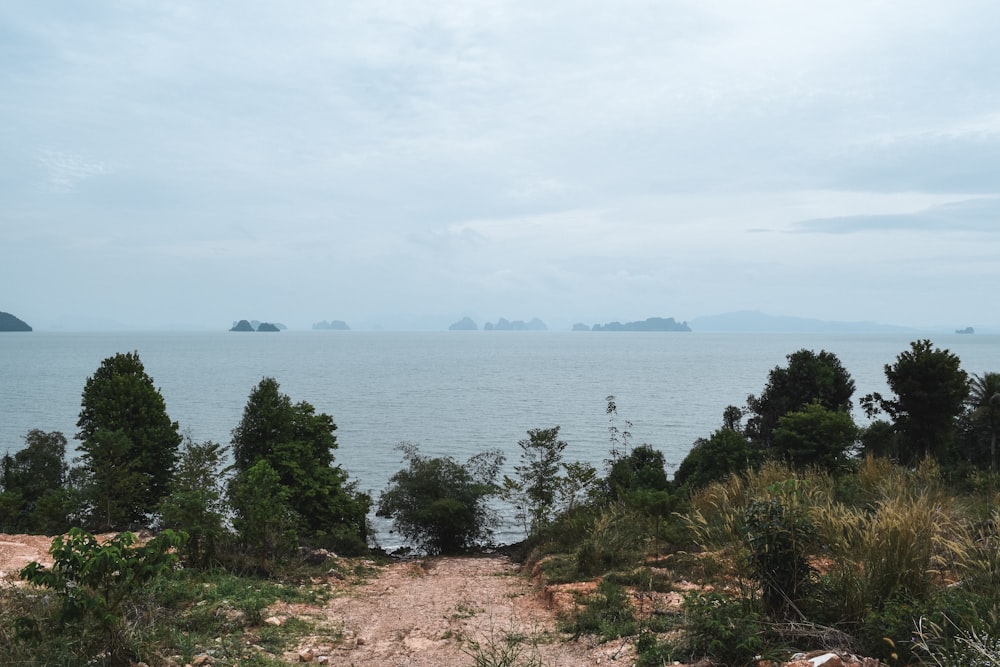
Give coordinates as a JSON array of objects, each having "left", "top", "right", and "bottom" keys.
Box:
[{"left": 288, "top": 555, "right": 637, "bottom": 667}]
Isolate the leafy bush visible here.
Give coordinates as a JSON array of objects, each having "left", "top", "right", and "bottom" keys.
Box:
[
  {"left": 19, "top": 528, "right": 185, "bottom": 666},
  {"left": 674, "top": 427, "right": 758, "bottom": 493},
  {"left": 228, "top": 460, "right": 299, "bottom": 567},
  {"left": 377, "top": 443, "right": 505, "bottom": 554},
  {"left": 160, "top": 437, "right": 230, "bottom": 568},
  {"left": 672, "top": 592, "right": 772, "bottom": 667}
]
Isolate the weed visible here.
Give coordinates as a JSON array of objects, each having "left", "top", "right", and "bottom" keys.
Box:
[
  {"left": 463, "top": 615, "right": 547, "bottom": 667},
  {"left": 564, "top": 580, "right": 638, "bottom": 641}
]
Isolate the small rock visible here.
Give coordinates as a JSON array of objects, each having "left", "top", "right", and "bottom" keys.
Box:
[
  {"left": 264, "top": 616, "right": 283, "bottom": 626},
  {"left": 192, "top": 656, "right": 212, "bottom": 666},
  {"left": 317, "top": 656, "right": 329, "bottom": 665},
  {"left": 298, "top": 648, "right": 315, "bottom": 662}
]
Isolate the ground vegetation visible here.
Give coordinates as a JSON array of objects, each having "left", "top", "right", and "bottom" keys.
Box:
[{"left": 3, "top": 339, "right": 1000, "bottom": 666}]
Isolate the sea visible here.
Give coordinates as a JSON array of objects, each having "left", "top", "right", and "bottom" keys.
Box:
[{"left": 2, "top": 330, "right": 999, "bottom": 547}]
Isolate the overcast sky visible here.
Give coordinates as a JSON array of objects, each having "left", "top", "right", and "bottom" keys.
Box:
[{"left": 3, "top": 1, "right": 999, "bottom": 331}]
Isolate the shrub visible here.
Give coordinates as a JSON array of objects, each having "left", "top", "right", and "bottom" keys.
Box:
[
  {"left": 19, "top": 528, "right": 185, "bottom": 666},
  {"left": 377, "top": 443, "right": 505, "bottom": 554},
  {"left": 674, "top": 428, "right": 758, "bottom": 493},
  {"left": 672, "top": 592, "right": 772, "bottom": 667},
  {"left": 159, "top": 437, "right": 230, "bottom": 568},
  {"left": 228, "top": 460, "right": 299, "bottom": 566}
]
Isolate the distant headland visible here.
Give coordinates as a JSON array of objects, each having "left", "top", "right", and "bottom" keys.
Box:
[
  {"left": 578, "top": 316, "right": 691, "bottom": 332},
  {"left": 230, "top": 319, "right": 285, "bottom": 332},
  {"left": 0, "top": 311, "right": 32, "bottom": 332}
]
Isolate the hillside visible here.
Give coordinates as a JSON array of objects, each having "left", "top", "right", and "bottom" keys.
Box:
[{"left": 0, "top": 311, "right": 32, "bottom": 332}]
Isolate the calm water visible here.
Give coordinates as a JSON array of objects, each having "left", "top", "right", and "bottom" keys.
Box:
[{"left": 2, "top": 331, "right": 999, "bottom": 545}]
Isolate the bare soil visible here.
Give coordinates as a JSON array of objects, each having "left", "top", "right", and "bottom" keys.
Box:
[
  {"left": 0, "top": 533, "right": 57, "bottom": 582},
  {"left": 284, "top": 554, "right": 639, "bottom": 666},
  {"left": 0, "top": 535, "right": 638, "bottom": 666}
]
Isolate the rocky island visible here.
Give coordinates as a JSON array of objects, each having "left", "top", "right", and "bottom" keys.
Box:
[
  {"left": 0, "top": 311, "right": 32, "bottom": 332},
  {"left": 582, "top": 316, "right": 691, "bottom": 332},
  {"left": 230, "top": 319, "right": 283, "bottom": 332},
  {"left": 483, "top": 317, "right": 547, "bottom": 331}
]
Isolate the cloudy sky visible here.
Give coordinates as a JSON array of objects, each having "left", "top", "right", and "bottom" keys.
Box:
[{"left": 2, "top": 1, "right": 998, "bottom": 331}]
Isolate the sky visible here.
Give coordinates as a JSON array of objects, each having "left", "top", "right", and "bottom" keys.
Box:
[{"left": 2, "top": 1, "right": 999, "bottom": 331}]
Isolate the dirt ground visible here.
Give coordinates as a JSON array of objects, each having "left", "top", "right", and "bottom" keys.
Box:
[
  {"left": 0, "top": 534, "right": 637, "bottom": 666},
  {"left": 0, "top": 533, "right": 57, "bottom": 581},
  {"left": 282, "top": 554, "right": 638, "bottom": 666}
]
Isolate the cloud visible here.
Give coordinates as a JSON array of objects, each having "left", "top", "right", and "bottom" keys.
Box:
[
  {"left": 794, "top": 198, "right": 1000, "bottom": 234},
  {"left": 35, "top": 150, "right": 111, "bottom": 193}
]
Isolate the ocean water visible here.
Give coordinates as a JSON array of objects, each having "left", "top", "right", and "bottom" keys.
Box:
[{"left": 2, "top": 331, "right": 999, "bottom": 546}]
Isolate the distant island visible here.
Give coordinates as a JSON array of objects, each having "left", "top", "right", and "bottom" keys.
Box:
[
  {"left": 313, "top": 320, "right": 351, "bottom": 331},
  {"left": 230, "top": 319, "right": 284, "bottom": 332},
  {"left": 0, "top": 311, "right": 32, "bottom": 332},
  {"left": 581, "top": 317, "right": 691, "bottom": 332},
  {"left": 956, "top": 326, "right": 975, "bottom": 334},
  {"left": 448, "top": 317, "right": 477, "bottom": 331},
  {"left": 483, "top": 317, "right": 547, "bottom": 331}
]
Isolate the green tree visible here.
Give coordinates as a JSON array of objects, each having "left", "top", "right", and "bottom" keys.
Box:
[
  {"left": 228, "top": 459, "right": 298, "bottom": 564},
  {"left": 230, "top": 377, "right": 370, "bottom": 553},
  {"left": 771, "top": 402, "right": 858, "bottom": 473},
  {"left": 861, "top": 340, "right": 969, "bottom": 463},
  {"left": 745, "top": 349, "right": 855, "bottom": 447},
  {"left": 75, "top": 351, "right": 181, "bottom": 528},
  {"left": 0, "top": 430, "right": 70, "bottom": 533},
  {"left": 505, "top": 426, "right": 568, "bottom": 535},
  {"left": 159, "top": 438, "right": 230, "bottom": 568},
  {"left": 377, "top": 443, "right": 505, "bottom": 555},
  {"left": 674, "top": 428, "right": 758, "bottom": 492},
  {"left": 966, "top": 372, "right": 1000, "bottom": 470},
  {"left": 606, "top": 444, "right": 670, "bottom": 498},
  {"left": 75, "top": 429, "right": 149, "bottom": 532}
]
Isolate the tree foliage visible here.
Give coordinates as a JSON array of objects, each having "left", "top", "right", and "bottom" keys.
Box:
[
  {"left": 159, "top": 438, "right": 230, "bottom": 568},
  {"left": 229, "top": 377, "right": 371, "bottom": 554},
  {"left": 771, "top": 402, "right": 858, "bottom": 473},
  {"left": 505, "top": 426, "right": 568, "bottom": 535},
  {"left": 75, "top": 351, "right": 181, "bottom": 528},
  {"left": 377, "top": 443, "right": 505, "bottom": 554},
  {"left": 745, "top": 349, "right": 855, "bottom": 448},
  {"left": 966, "top": 372, "right": 1000, "bottom": 470},
  {"left": 0, "top": 429, "right": 70, "bottom": 533},
  {"left": 861, "top": 340, "right": 969, "bottom": 463},
  {"left": 675, "top": 428, "right": 758, "bottom": 492},
  {"left": 228, "top": 459, "right": 299, "bottom": 564}
]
